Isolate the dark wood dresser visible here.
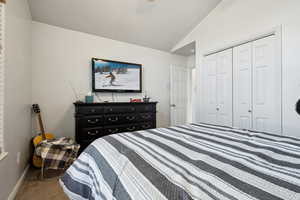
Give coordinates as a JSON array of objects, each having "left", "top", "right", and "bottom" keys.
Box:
[{"left": 74, "top": 102, "right": 157, "bottom": 152}]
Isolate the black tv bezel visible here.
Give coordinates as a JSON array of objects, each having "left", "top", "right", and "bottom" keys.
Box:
[{"left": 92, "top": 58, "right": 142, "bottom": 93}]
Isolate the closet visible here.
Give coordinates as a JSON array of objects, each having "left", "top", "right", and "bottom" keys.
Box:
[
  {"left": 202, "top": 35, "right": 282, "bottom": 134},
  {"left": 202, "top": 49, "right": 233, "bottom": 127},
  {"left": 234, "top": 35, "right": 281, "bottom": 134}
]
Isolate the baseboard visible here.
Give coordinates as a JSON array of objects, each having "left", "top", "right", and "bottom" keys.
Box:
[{"left": 7, "top": 165, "right": 29, "bottom": 200}]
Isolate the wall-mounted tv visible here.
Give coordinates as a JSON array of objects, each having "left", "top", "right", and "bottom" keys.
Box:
[{"left": 92, "top": 58, "right": 142, "bottom": 93}]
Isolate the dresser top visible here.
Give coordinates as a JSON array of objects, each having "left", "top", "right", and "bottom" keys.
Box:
[{"left": 74, "top": 102, "right": 158, "bottom": 106}]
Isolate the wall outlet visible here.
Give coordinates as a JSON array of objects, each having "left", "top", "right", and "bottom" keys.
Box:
[{"left": 17, "top": 152, "right": 21, "bottom": 165}]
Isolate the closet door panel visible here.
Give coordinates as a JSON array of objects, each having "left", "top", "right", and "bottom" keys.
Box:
[
  {"left": 217, "top": 49, "right": 233, "bottom": 127},
  {"left": 252, "top": 36, "right": 281, "bottom": 134},
  {"left": 233, "top": 43, "right": 252, "bottom": 130},
  {"left": 203, "top": 54, "right": 218, "bottom": 124}
]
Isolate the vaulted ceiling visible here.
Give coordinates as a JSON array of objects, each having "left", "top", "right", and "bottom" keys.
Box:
[{"left": 28, "top": 0, "right": 220, "bottom": 52}]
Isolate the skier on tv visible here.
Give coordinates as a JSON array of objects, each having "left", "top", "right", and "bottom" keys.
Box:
[{"left": 105, "top": 71, "right": 116, "bottom": 86}]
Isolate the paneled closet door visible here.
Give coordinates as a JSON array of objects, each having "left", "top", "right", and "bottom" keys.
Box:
[
  {"left": 202, "top": 54, "right": 218, "bottom": 125},
  {"left": 252, "top": 36, "right": 281, "bottom": 134},
  {"left": 216, "top": 49, "right": 233, "bottom": 127},
  {"left": 233, "top": 43, "right": 253, "bottom": 130}
]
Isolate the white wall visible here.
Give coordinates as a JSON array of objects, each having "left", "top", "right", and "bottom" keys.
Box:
[
  {"left": 173, "top": 0, "right": 300, "bottom": 138},
  {"left": 0, "top": 0, "right": 32, "bottom": 199},
  {"left": 31, "top": 22, "right": 187, "bottom": 138},
  {"left": 187, "top": 55, "right": 196, "bottom": 69}
]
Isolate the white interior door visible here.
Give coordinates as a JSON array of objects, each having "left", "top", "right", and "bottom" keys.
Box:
[
  {"left": 216, "top": 49, "right": 233, "bottom": 127},
  {"left": 233, "top": 43, "right": 253, "bottom": 130},
  {"left": 252, "top": 35, "right": 281, "bottom": 134},
  {"left": 202, "top": 54, "right": 218, "bottom": 125},
  {"left": 170, "top": 65, "right": 188, "bottom": 126}
]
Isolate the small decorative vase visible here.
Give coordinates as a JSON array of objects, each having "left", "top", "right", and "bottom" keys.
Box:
[
  {"left": 143, "top": 97, "right": 150, "bottom": 102},
  {"left": 85, "top": 95, "right": 94, "bottom": 103}
]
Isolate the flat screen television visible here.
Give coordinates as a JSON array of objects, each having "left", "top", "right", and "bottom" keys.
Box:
[{"left": 92, "top": 58, "right": 142, "bottom": 93}]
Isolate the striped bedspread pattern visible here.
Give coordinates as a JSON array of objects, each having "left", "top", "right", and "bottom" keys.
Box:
[{"left": 60, "top": 123, "right": 300, "bottom": 200}]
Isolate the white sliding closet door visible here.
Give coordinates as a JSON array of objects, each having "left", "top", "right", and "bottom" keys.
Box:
[
  {"left": 217, "top": 49, "right": 233, "bottom": 127},
  {"left": 252, "top": 36, "right": 281, "bottom": 134},
  {"left": 202, "top": 49, "right": 233, "bottom": 126},
  {"left": 203, "top": 54, "right": 218, "bottom": 124},
  {"left": 233, "top": 43, "right": 253, "bottom": 130}
]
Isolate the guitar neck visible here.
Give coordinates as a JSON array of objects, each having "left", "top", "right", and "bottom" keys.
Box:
[{"left": 37, "top": 113, "right": 46, "bottom": 140}]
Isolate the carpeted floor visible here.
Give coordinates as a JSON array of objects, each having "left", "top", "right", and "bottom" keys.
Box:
[{"left": 15, "top": 167, "right": 69, "bottom": 200}]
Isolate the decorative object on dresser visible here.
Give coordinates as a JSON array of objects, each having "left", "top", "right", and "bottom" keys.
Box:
[
  {"left": 74, "top": 102, "right": 157, "bottom": 152},
  {"left": 143, "top": 91, "right": 151, "bottom": 102},
  {"left": 130, "top": 98, "right": 142, "bottom": 102}
]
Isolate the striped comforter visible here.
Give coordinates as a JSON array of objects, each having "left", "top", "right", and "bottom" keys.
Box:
[{"left": 60, "top": 123, "right": 300, "bottom": 200}]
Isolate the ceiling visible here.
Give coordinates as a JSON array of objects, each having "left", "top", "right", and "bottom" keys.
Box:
[
  {"left": 173, "top": 42, "right": 196, "bottom": 56},
  {"left": 28, "top": 0, "right": 220, "bottom": 52}
]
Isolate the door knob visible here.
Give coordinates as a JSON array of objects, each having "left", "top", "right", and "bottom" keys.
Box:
[
  {"left": 171, "top": 104, "right": 176, "bottom": 107},
  {"left": 248, "top": 110, "right": 252, "bottom": 113},
  {"left": 216, "top": 108, "right": 220, "bottom": 111}
]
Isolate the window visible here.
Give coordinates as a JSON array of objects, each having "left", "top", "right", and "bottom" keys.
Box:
[{"left": 0, "top": 1, "right": 5, "bottom": 155}]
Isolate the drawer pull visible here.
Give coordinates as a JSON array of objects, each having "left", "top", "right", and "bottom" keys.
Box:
[
  {"left": 126, "top": 126, "right": 136, "bottom": 131},
  {"left": 90, "top": 109, "right": 96, "bottom": 113},
  {"left": 141, "top": 114, "right": 151, "bottom": 119},
  {"left": 131, "top": 107, "right": 135, "bottom": 111},
  {"left": 108, "top": 117, "right": 119, "bottom": 122},
  {"left": 108, "top": 128, "right": 119, "bottom": 133},
  {"left": 108, "top": 108, "right": 113, "bottom": 112},
  {"left": 87, "top": 130, "right": 99, "bottom": 136},
  {"left": 87, "top": 119, "right": 99, "bottom": 124},
  {"left": 142, "top": 124, "right": 151, "bottom": 129},
  {"left": 126, "top": 116, "right": 136, "bottom": 121}
]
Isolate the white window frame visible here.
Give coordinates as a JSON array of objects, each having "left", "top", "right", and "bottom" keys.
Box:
[{"left": 0, "top": 1, "right": 6, "bottom": 161}]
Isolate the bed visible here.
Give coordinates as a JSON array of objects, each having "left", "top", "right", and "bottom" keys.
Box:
[{"left": 60, "top": 123, "right": 300, "bottom": 200}]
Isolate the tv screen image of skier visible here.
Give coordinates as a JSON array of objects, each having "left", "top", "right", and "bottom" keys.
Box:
[{"left": 92, "top": 58, "right": 142, "bottom": 93}]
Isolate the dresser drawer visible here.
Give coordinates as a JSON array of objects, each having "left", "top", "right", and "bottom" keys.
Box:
[
  {"left": 103, "top": 113, "right": 155, "bottom": 125},
  {"left": 135, "top": 104, "right": 156, "bottom": 112},
  {"left": 137, "top": 113, "right": 155, "bottom": 122},
  {"left": 120, "top": 113, "right": 155, "bottom": 123},
  {"left": 123, "top": 124, "right": 140, "bottom": 132},
  {"left": 122, "top": 114, "right": 138, "bottom": 123},
  {"left": 103, "top": 114, "right": 123, "bottom": 125},
  {"left": 80, "top": 127, "right": 104, "bottom": 140},
  {"left": 121, "top": 113, "right": 154, "bottom": 123},
  {"left": 138, "top": 122, "right": 155, "bottom": 130},
  {"left": 78, "top": 116, "right": 103, "bottom": 127},
  {"left": 77, "top": 106, "right": 104, "bottom": 115},
  {"left": 102, "top": 125, "right": 124, "bottom": 135},
  {"left": 104, "top": 106, "right": 136, "bottom": 114},
  {"left": 103, "top": 124, "right": 140, "bottom": 135}
]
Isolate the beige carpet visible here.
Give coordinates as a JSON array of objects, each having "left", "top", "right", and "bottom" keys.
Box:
[{"left": 15, "top": 167, "right": 69, "bottom": 200}]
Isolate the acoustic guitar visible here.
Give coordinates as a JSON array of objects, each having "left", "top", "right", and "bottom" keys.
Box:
[{"left": 32, "top": 104, "right": 55, "bottom": 168}]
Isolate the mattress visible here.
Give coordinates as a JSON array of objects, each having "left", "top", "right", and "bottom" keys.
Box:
[{"left": 60, "top": 123, "right": 300, "bottom": 200}]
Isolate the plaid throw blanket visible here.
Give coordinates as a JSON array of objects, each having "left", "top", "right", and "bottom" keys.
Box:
[{"left": 35, "top": 137, "right": 80, "bottom": 170}]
